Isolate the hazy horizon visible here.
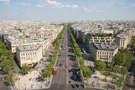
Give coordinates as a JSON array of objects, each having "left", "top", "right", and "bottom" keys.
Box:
[{"left": 0, "top": 0, "right": 135, "bottom": 21}]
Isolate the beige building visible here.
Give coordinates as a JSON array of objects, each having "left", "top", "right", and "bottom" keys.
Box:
[
  {"left": 116, "top": 30, "right": 132, "bottom": 49},
  {"left": 89, "top": 36, "right": 115, "bottom": 45},
  {"left": 85, "top": 33, "right": 115, "bottom": 53},
  {"left": 91, "top": 44, "right": 118, "bottom": 64},
  {"left": 6, "top": 37, "right": 49, "bottom": 56},
  {"left": 16, "top": 45, "right": 42, "bottom": 67}
]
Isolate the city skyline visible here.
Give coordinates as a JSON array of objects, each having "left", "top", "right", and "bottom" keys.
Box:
[{"left": 0, "top": 0, "right": 135, "bottom": 21}]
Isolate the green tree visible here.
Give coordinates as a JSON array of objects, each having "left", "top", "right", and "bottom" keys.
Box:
[
  {"left": 50, "top": 59, "right": 55, "bottom": 65},
  {"left": 121, "top": 67, "right": 128, "bottom": 77},
  {"left": 1, "top": 59, "right": 12, "bottom": 73},
  {"left": 125, "top": 53, "right": 133, "bottom": 68},
  {"left": 120, "top": 49, "right": 128, "bottom": 54},
  {"left": 131, "top": 42, "right": 135, "bottom": 52},
  {"left": 47, "top": 63, "right": 53, "bottom": 71},
  {"left": 21, "top": 65, "right": 30, "bottom": 74},
  {"left": 94, "top": 60, "right": 106, "bottom": 72},
  {"left": 6, "top": 73, "right": 15, "bottom": 85},
  {"left": 42, "top": 71, "right": 51, "bottom": 78},
  {"left": 115, "top": 76, "right": 125, "bottom": 88},
  {"left": 81, "top": 65, "right": 92, "bottom": 78},
  {"left": 79, "top": 59, "right": 84, "bottom": 65},
  {"left": 75, "top": 48, "right": 81, "bottom": 52},
  {"left": 76, "top": 51, "right": 82, "bottom": 57},
  {"left": 113, "top": 66, "right": 120, "bottom": 75},
  {"left": 107, "top": 64, "right": 113, "bottom": 71},
  {"left": 110, "top": 75, "right": 116, "bottom": 83},
  {"left": 113, "top": 52, "right": 126, "bottom": 66},
  {"left": 103, "top": 71, "right": 110, "bottom": 82}
]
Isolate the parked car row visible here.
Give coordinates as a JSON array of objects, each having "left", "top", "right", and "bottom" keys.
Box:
[{"left": 72, "top": 84, "right": 86, "bottom": 88}]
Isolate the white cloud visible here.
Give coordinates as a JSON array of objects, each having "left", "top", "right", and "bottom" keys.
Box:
[
  {"left": 36, "top": 4, "right": 44, "bottom": 8},
  {"left": 82, "top": 7, "right": 91, "bottom": 12},
  {"left": 96, "top": 10, "right": 104, "bottom": 13},
  {"left": 46, "top": 0, "right": 79, "bottom": 9},
  {"left": 46, "top": 0, "right": 64, "bottom": 8},
  {"left": 18, "top": 2, "right": 30, "bottom": 6},
  {"left": 0, "top": 0, "right": 9, "bottom": 2},
  {"left": 66, "top": 5, "right": 78, "bottom": 9}
]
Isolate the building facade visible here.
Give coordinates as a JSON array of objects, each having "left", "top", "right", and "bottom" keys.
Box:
[
  {"left": 91, "top": 44, "right": 118, "bottom": 64},
  {"left": 6, "top": 37, "right": 49, "bottom": 56},
  {"left": 16, "top": 45, "right": 42, "bottom": 67},
  {"left": 116, "top": 30, "right": 133, "bottom": 49}
]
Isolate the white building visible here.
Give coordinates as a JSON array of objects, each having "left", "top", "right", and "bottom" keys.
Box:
[
  {"left": 16, "top": 45, "right": 42, "bottom": 67},
  {"left": 6, "top": 37, "right": 49, "bottom": 56},
  {"left": 91, "top": 44, "right": 118, "bottom": 64}
]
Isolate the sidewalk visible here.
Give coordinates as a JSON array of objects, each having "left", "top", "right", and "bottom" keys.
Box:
[{"left": 13, "top": 45, "right": 55, "bottom": 90}]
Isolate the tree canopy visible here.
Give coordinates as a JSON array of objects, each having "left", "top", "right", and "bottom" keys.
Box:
[
  {"left": 115, "top": 76, "right": 125, "bottom": 88},
  {"left": 94, "top": 60, "right": 106, "bottom": 72},
  {"left": 113, "top": 52, "right": 126, "bottom": 66},
  {"left": 6, "top": 73, "right": 15, "bottom": 85},
  {"left": 21, "top": 65, "right": 30, "bottom": 74}
]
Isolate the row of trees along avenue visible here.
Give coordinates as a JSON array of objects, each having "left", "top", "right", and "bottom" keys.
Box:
[
  {"left": 0, "top": 39, "right": 18, "bottom": 85},
  {"left": 42, "top": 24, "right": 65, "bottom": 78},
  {"left": 68, "top": 24, "right": 92, "bottom": 78}
]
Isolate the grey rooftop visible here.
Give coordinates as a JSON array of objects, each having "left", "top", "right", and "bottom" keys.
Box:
[
  {"left": 116, "top": 33, "right": 128, "bottom": 39},
  {"left": 17, "top": 45, "right": 41, "bottom": 52},
  {"left": 93, "top": 44, "right": 118, "bottom": 51}
]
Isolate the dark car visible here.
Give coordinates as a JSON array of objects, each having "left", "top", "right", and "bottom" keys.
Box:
[
  {"left": 0, "top": 67, "right": 2, "bottom": 71},
  {"left": 76, "top": 84, "right": 80, "bottom": 88},
  {"left": 72, "top": 84, "right": 75, "bottom": 88},
  {"left": 68, "top": 69, "right": 71, "bottom": 72},
  {"left": 82, "top": 84, "right": 86, "bottom": 88},
  {"left": 73, "top": 76, "right": 77, "bottom": 80},
  {"left": 60, "top": 64, "right": 64, "bottom": 67}
]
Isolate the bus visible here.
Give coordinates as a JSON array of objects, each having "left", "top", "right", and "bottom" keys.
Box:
[{"left": 53, "top": 66, "right": 57, "bottom": 75}]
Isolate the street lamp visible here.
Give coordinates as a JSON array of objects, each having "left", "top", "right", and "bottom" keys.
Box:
[
  {"left": 17, "top": 77, "right": 20, "bottom": 90},
  {"left": 24, "top": 84, "right": 26, "bottom": 90}
]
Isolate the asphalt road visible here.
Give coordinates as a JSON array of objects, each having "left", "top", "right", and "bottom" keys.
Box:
[
  {"left": 40, "top": 25, "right": 102, "bottom": 90},
  {"left": 0, "top": 74, "right": 10, "bottom": 90}
]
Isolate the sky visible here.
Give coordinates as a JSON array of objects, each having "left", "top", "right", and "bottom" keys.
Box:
[{"left": 0, "top": 0, "right": 135, "bottom": 21}]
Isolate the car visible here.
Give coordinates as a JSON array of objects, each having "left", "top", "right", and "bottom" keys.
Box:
[
  {"left": 1, "top": 77, "right": 5, "bottom": 81},
  {"left": 63, "top": 48, "right": 66, "bottom": 50},
  {"left": 60, "top": 64, "right": 64, "bottom": 67},
  {"left": 0, "top": 67, "right": 2, "bottom": 71},
  {"left": 76, "top": 71, "right": 79, "bottom": 74},
  {"left": 76, "top": 75, "right": 80, "bottom": 79},
  {"left": 37, "top": 79, "right": 44, "bottom": 82},
  {"left": 72, "top": 84, "right": 75, "bottom": 88},
  {"left": 73, "top": 76, "right": 77, "bottom": 80},
  {"left": 82, "top": 84, "right": 86, "bottom": 88},
  {"left": 76, "top": 84, "right": 80, "bottom": 88},
  {"left": 133, "top": 71, "right": 135, "bottom": 76}
]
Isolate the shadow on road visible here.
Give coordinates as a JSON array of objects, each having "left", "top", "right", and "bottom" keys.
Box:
[
  {"left": 68, "top": 55, "right": 76, "bottom": 61},
  {"left": 125, "top": 83, "right": 135, "bottom": 89},
  {"left": 4, "top": 82, "right": 10, "bottom": 86}
]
